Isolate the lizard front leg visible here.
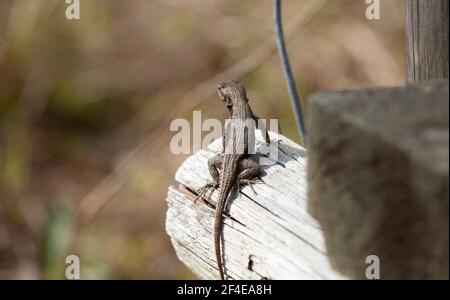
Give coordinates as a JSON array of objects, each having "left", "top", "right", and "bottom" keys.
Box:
[
  {"left": 252, "top": 114, "right": 271, "bottom": 145},
  {"left": 252, "top": 113, "right": 290, "bottom": 157}
]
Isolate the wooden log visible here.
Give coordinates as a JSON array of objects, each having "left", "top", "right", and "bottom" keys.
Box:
[
  {"left": 166, "top": 132, "right": 346, "bottom": 280},
  {"left": 406, "top": 0, "right": 449, "bottom": 83},
  {"left": 307, "top": 81, "right": 449, "bottom": 279}
]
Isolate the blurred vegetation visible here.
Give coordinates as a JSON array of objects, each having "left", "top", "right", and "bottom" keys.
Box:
[{"left": 0, "top": 0, "right": 404, "bottom": 279}]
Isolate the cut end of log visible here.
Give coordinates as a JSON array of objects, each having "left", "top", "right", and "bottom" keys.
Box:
[{"left": 165, "top": 132, "right": 346, "bottom": 280}]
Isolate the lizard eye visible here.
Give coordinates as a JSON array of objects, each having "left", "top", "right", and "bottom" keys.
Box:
[{"left": 218, "top": 87, "right": 226, "bottom": 100}]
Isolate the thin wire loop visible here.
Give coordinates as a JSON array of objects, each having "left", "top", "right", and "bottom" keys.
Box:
[{"left": 274, "top": 0, "right": 307, "bottom": 146}]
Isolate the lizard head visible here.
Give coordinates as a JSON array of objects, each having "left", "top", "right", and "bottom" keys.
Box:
[{"left": 217, "top": 80, "right": 247, "bottom": 110}]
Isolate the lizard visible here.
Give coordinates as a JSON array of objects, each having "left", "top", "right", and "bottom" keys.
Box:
[{"left": 195, "top": 80, "right": 272, "bottom": 280}]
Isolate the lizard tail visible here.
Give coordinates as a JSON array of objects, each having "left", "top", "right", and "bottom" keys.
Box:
[
  {"left": 214, "top": 174, "right": 235, "bottom": 280},
  {"left": 214, "top": 207, "right": 225, "bottom": 280}
]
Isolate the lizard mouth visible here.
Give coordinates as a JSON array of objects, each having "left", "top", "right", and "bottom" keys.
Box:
[{"left": 217, "top": 86, "right": 225, "bottom": 99}]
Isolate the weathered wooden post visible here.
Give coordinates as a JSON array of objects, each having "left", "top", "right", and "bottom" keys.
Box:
[
  {"left": 166, "top": 134, "right": 345, "bottom": 279},
  {"left": 406, "top": 0, "right": 449, "bottom": 83},
  {"left": 307, "top": 0, "right": 449, "bottom": 279}
]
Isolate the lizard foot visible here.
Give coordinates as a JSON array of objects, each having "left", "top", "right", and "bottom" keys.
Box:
[
  {"left": 194, "top": 182, "right": 218, "bottom": 203},
  {"left": 238, "top": 177, "right": 264, "bottom": 195}
]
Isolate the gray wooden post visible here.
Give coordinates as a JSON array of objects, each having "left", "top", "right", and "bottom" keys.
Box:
[
  {"left": 307, "top": 83, "right": 449, "bottom": 280},
  {"left": 166, "top": 134, "right": 345, "bottom": 279},
  {"left": 406, "top": 0, "right": 449, "bottom": 83},
  {"left": 306, "top": 1, "right": 449, "bottom": 279}
]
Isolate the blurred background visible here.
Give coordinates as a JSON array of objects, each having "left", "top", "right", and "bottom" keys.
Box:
[{"left": 0, "top": 0, "right": 404, "bottom": 279}]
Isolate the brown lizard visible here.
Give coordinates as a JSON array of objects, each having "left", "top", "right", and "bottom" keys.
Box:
[{"left": 195, "top": 80, "right": 271, "bottom": 280}]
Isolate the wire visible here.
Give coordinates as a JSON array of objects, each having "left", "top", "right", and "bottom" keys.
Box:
[{"left": 273, "top": 0, "right": 307, "bottom": 146}]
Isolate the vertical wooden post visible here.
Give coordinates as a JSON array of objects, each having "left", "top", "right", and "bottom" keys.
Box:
[{"left": 406, "top": 0, "right": 449, "bottom": 84}]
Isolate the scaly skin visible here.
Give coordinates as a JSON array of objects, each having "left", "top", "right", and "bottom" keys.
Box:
[{"left": 206, "top": 80, "right": 266, "bottom": 280}]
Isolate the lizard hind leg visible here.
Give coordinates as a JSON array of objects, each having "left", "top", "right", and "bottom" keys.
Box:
[
  {"left": 194, "top": 154, "right": 223, "bottom": 203},
  {"left": 236, "top": 158, "right": 262, "bottom": 195}
]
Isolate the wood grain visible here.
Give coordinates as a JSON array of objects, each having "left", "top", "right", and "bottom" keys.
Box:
[
  {"left": 307, "top": 82, "right": 449, "bottom": 279},
  {"left": 406, "top": 0, "right": 449, "bottom": 83},
  {"left": 166, "top": 132, "right": 346, "bottom": 279}
]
